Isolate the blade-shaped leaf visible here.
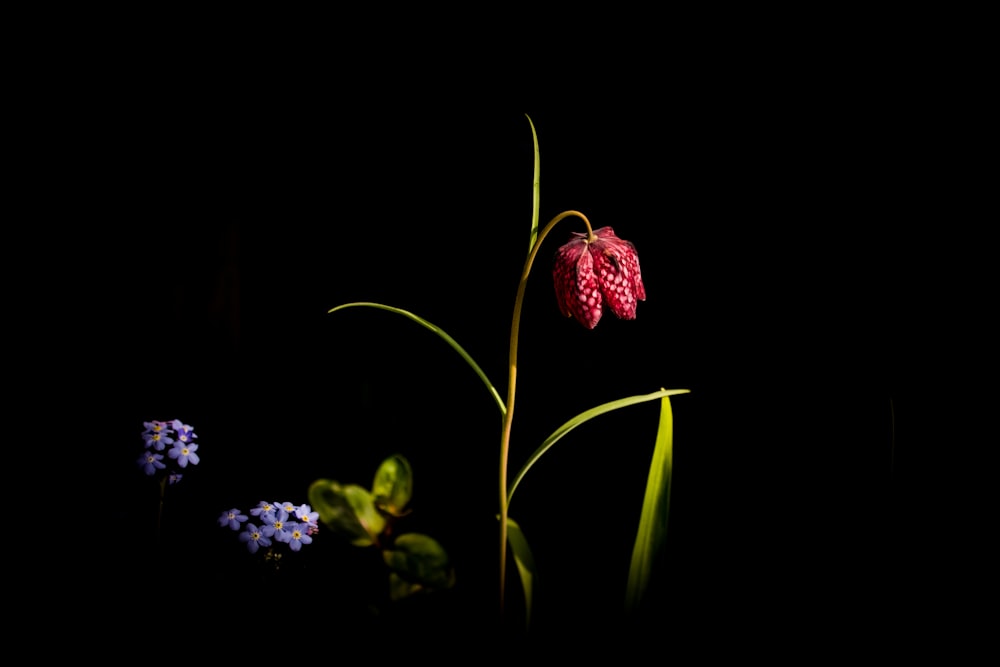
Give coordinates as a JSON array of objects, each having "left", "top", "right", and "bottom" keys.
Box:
[
  {"left": 328, "top": 302, "right": 505, "bottom": 416},
  {"left": 526, "top": 113, "right": 540, "bottom": 254},
  {"left": 625, "top": 394, "right": 675, "bottom": 613},
  {"left": 507, "top": 388, "right": 689, "bottom": 507},
  {"left": 506, "top": 516, "right": 536, "bottom": 630}
]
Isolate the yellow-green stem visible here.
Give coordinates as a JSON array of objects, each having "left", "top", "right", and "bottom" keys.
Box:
[{"left": 499, "top": 210, "right": 594, "bottom": 615}]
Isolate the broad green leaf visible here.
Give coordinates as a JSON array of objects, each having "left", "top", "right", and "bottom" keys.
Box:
[
  {"left": 328, "top": 302, "right": 505, "bottom": 416},
  {"left": 625, "top": 394, "right": 675, "bottom": 614},
  {"left": 506, "top": 516, "right": 536, "bottom": 630},
  {"left": 526, "top": 113, "right": 540, "bottom": 254},
  {"left": 382, "top": 533, "right": 455, "bottom": 598},
  {"left": 308, "top": 479, "right": 386, "bottom": 547},
  {"left": 507, "top": 388, "right": 690, "bottom": 507},
  {"left": 372, "top": 453, "right": 413, "bottom": 516}
]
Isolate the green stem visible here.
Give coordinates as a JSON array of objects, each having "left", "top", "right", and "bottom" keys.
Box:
[
  {"left": 499, "top": 209, "right": 594, "bottom": 616},
  {"left": 156, "top": 475, "right": 167, "bottom": 547}
]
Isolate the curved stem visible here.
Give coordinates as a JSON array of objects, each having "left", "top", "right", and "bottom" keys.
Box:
[{"left": 499, "top": 209, "right": 593, "bottom": 615}]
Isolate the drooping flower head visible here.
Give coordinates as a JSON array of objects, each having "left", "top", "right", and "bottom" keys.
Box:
[{"left": 553, "top": 226, "right": 646, "bottom": 329}]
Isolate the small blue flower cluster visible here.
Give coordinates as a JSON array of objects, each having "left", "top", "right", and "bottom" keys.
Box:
[
  {"left": 137, "top": 419, "right": 201, "bottom": 484},
  {"left": 219, "top": 501, "right": 319, "bottom": 554}
]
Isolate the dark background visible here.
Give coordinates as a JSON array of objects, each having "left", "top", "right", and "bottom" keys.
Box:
[{"left": 34, "top": 31, "right": 990, "bottom": 655}]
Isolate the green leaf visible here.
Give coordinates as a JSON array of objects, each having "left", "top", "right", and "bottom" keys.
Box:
[
  {"left": 307, "top": 479, "right": 386, "bottom": 547},
  {"left": 387, "top": 572, "right": 422, "bottom": 602},
  {"left": 507, "top": 388, "right": 690, "bottom": 507},
  {"left": 506, "top": 517, "right": 536, "bottom": 630},
  {"left": 372, "top": 453, "right": 413, "bottom": 516},
  {"left": 382, "top": 533, "right": 455, "bottom": 598},
  {"left": 526, "top": 113, "right": 540, "bottom": 254},
  {"left": 328, "top": 302, "right": 505, "bottom": 416},
  {"left": 625, "top": 394, "right": 675, "bottom": 614}
]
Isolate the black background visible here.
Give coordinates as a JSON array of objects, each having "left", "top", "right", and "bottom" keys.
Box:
[{"left": 30, "top": 24, "right": 991, "bottom": 656}]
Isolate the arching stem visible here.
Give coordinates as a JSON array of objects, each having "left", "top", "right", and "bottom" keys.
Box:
[{"left": 499, "top": 209, "right": 594, "bottom": 615}]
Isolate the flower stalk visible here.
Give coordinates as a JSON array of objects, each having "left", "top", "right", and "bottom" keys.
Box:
[
  {"left": 157, "top": 475, "right": 167, "bottom": 546},
  {"left": 499, "top": 209, "right": 594, "bottom": 613}
]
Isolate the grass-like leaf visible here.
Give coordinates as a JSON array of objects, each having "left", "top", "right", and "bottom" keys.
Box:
[
  {"left": 625, "top": 393, "right": 675, "bottom": 614},
  {"left": 526, "top": 113, "right": 540, "bottom": 254},
  {"left": 506, "top": 516, "right": 536, "bottom": 630},
  {"left": 507, "top": 388, "right": 689, "bottom": 507},
  {"left": 328, "top": 302, "right": 506, "bottom": 416}
]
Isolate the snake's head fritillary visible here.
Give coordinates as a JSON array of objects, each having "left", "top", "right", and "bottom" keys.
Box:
[{"left": 552, "top": 226, "right": 646, "bottom": 329}]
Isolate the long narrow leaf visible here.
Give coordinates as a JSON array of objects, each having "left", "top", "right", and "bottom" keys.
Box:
[
  {"left": 526, "top": 113, "right": 540, "bottom": 253},
  {"left": 507, "top": 388, "right": 689, "bottom": 507},
  {"left": 506, "top": 516, "right": 536, "bottom": 630},
  {"left": 625, "top": 394, "right": 675, "bottom": 613},
  {"left": 328, "top": 302, "right": 506, "bottom": 416}
]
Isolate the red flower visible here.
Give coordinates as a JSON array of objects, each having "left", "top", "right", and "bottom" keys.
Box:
[{"left": 552, "top": 226, "right": 646, "bottom": 329}]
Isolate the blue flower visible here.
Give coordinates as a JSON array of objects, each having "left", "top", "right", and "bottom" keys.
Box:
[
  {"left": 286, "top": 523, "right": 313, "bottom": 552},
  {"left": 170, "top": 420, "right": 198, "bottom": 446},
  {"left": 138, "top": 451, "right": 166, "bottom": 475},
  {"left": 239, "top": 524, "right": 272, "bottom": 554},
  {"left": 219, "top": 508, "right": 249, "bottom": 531},
  {"left": 143, "top": 420, "right": 171, "bottom": 435},
  {"left": 143, "top": 430, "right": 174, "bottom": 451},
  {"left": 168, "top": 441, "right": 200, "bottom": 468},
  {"left": 295, "top": 504, "right": 319, "bottom": 529},
  {"left": 262, "top": 508, "right": 291, "bottom": 543},
  {"left": 142, "top": 420, "right": 175, "bottom": 451},
  {"left": 226, "top": 500, "right": 318, "bottom": 555},
  {"left": 250, "top": 501, "right": 277, "bottom": 522}
]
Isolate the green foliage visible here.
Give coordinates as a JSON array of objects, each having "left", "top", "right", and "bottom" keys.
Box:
[
  {"left": 327, "top": 302, "right": 506, "bottom": 416},
  {"left": 372, "top": 453, "right": 413, "bottom": 517},
  {"left": 626, "top": 393, "right": 676, "bottom": 613},
  {"left": 316, "top": 116, "right": 690, "bottom": 631},
  {"left": 527, "top": 113, "right": 540, "bottom": 253},
  {"left": 308, "top": 479, "right": 386, "bottom": 547},
  {"left": 507, "top": 388, "right": 690, "bottom": 508},
  {"left": 308, "top": 455, "right": 454, "bottom": 603},
  {"left": 383, "top": 533, "right": 456, "bottom": 598},
  {"left": 506, "top": 517, "right": 536, "bottom": 629}
]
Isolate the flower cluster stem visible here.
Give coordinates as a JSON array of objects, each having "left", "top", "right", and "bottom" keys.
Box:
[
  {"left": 157, "top": 475, "right": 167, "bottom": 546},
  {"left": 499, "top": 210, "right": 593, "bottom": 616}
]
